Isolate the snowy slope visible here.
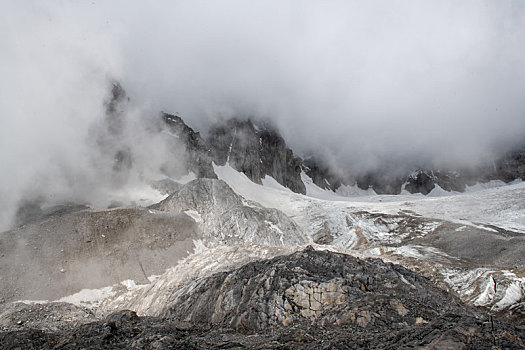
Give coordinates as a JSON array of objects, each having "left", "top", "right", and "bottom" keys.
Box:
[
  {"left": 213, "top": 163, "right": 525, "bottom": 312},
  {"left": 215, "top": 163, "right": 525, "bottom": 234}
]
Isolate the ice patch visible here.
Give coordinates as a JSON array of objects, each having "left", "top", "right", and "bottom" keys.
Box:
[
  {"left": 474, "top": 275, "right": 496, "bottom": 306},
  {"left": 57, "top": 286, "right": 116, "bottom": 307},
  {"left": 366, "top": 247, "right": 382, "bottom": 256},
  {"left": 336, "top": 183, "right": 377, "bottom": 197},
  {"left": 184, "top": 209, "right": 203, "bottom": 223},
  {"left": 16, "top": 299, "right": 49, "bottom": 305},
  {"left": 192, "top": 239, "right": 208, "bottom": 255},
  {"left": 494, "top": 281, "right": 524, "bottom": 310},
  {"left": 120, "top": 280, "right": 148, "bottom": 291},
  {"left": 261, "top": 175, "right": 292, "bottom": 192},
  {"left": 427, "top": 184, "right": 455, "bottom": 197},
  {"left": 174, "top": 171, "right": 197, "bottom": 184},
  {"left": 301, "top": 172, "right": 351, "bottom": 200}
]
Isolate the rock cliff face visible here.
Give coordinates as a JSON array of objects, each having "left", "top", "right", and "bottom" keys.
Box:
[
  {"left": 359, "top": 174, "right": 402, "bottom": 194},
  {"left": 101, "top": 82, "right": 133, "bottom": 181},
  {"left": 402, "top": 150, "right": 525, "bottom": 194},
  {"left": 404, "top": 170, "right": 436, "bottom": 195},
  {"left": 96, "top": 80, "right": 525, "bottom": 196},
  {"left": 161, "top": 113, "right": 217, "bottom": 179},
  {"left": 207, "top": 119, "right": 306, "bottom": 194},
  {"left": 492, "top": 147, "right": 525, "bottom": 182}
]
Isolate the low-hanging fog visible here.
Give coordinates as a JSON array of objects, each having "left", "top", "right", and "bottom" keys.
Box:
[{"left": 1, "top": 1, "right": 525, "bottom": 231}]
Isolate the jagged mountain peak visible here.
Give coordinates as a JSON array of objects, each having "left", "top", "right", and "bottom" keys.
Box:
[
  {"left": 206, "top": 117, "right": 306, "bottom": 194},
  {"left": 160, "top": 112, "right": 217, "bottom": 179},
  {"left": 159, "top": 112, "right": 525, "bottom": 196}
]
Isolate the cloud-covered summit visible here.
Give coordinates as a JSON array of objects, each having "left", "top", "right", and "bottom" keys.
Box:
[{"left": 1, "top": 1, "right": 525, "bottom": 230}]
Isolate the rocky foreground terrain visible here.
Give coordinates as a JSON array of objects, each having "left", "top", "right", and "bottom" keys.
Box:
[{"left": 2, "top": 247, "right": 525, "bottom": 349}]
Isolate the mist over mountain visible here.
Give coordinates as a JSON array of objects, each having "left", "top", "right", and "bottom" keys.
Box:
[
  {"left": 3, "top": 3, "right": 525, "bottom": 347},
  {"left": 0, "top": 1, "right": 525, "bottom": 224},
  {"left": 2, "top": 1, "right": 525, "bottom": 231}
]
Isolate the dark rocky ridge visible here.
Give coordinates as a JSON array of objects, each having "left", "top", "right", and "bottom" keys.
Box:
[
  {"left": 2, "top": 248, "right": 525, "bottom": 349},
  {"left": 101, "top": 81, "right": 133, "bottom": 182},
  {"left": 89, "top": 82, "right": 525, "bottom": 196},
  {"left": 355, "top": 172, "right": 406, "bottom": 195},
  {"left": 404, "top": 170, "right": 437, "bottom": 195},
  {"left": 3, "top": 313, "right": 524, "bottom": 349},
  {"left": 94, "top": 81, "right": 525, "bottom": 196},
  {"left": 401, "top": 150, "right": 525, "bottom": 195},
  {"left": 207, "top": 118, "right": 306, "bottom": 194},
  {"left": 158, "top": 115, "right": 307, "bottom": 194},
  {"left": 162, "top": 112, "right": 525, "bottom": 195},
  {"left": 161, "top": 112, "right": 217, "bottom": 179}
]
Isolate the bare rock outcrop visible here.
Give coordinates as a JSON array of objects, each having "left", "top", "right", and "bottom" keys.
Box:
[
  {"left": 160, "top": 112, "right": 217, "bottom": 179},
  {"left": 162, "top": 247, "right": 476, "bottom": 331},
  {"left": 208, "top": 118, "right": 306, "bottom": 194},
  {"left": 152, "top": 178, "right": 306, "bottom": 246}
]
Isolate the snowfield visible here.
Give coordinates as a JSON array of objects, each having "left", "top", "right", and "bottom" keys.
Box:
[
  {"left": 16, "top": 163, "right": 525, "bottom": 318},
  {"left": 215, "top": 163, "right": 525, "bottom": 234}
]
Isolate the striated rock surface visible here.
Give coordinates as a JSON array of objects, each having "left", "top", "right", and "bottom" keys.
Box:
[{"left": 160, "top": 247, "right": 477, "bottom": 331}]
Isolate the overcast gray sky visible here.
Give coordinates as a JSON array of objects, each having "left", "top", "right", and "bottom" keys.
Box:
[{"left": 1, "top": 1, "right": 525, "bottom": 229}]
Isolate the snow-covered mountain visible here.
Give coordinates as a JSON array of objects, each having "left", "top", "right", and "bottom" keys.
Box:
[{"left": 2, "top": 87, "right": 525, "bottom": 348}]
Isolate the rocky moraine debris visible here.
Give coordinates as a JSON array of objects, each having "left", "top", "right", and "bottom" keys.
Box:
[{"left": 1, "top": 247, "right": 524, "bottom": 349}]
